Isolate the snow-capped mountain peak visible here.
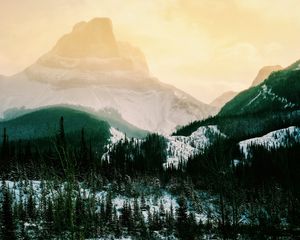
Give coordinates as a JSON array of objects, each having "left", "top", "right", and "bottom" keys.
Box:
[{"left": 0, "top": 18, "right": 216, "bottom": 134}]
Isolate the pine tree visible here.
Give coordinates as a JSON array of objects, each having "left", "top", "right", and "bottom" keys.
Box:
[
  {"left": 64, "top": 190, "right": 74, "bottom": 232},
  {"left": 105, "top": 191, "right": 113, "bottom": 226},
  {"left": 1, "top": 187, "right": 16, "bottom": 240},
  {"left": 133, "top": 197, "right": 141, "bottom": 229},
  {"left": 99, "top": 199, "right": 106, "bottom": 235},
  {"left": 188, "top": 212, "right": 197, "bottom": 239},
  {"left": 139, "top": 213, "right": 148, "bottom": 239},
  {"left": 45, "top": 198, "right": 54, "bottom": 235},
  {"left": 75, "top": 193, "right": 85, "bottom": 237},
  {"left": 176, "top": 196, "right": 189, "bottom": 240},
  {"left": 114, "top": 217, "right": 122, "bottom": 238},
  {"left": 0, "top": 128, "right": 10, "bottom": 172},
  {"left": 59, "top": 116, "right": 66, "bottom": 147},
  {"left": 120, "top": 201, "right": 133, "bottom": 233},
  {"left": 141, "top": 193, "right": 147, "bottom": 210},
  {"left": 80, "top": 128, "right": 88, "bottom": 172},
  {"left": 26, "top": 191, "right": 36, "bottom": 222},
  {"left": 166, "top": 202, "right": 175, "bottom": 234}
]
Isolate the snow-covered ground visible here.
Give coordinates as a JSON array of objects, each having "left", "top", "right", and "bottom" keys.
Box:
[
  {"left": 102, "top": 125, "right": 226, "bottom": 169},
  {"left": 0, "top": 180, "right": 218, "bottom": 226},
  {"left": 164, "top": 125, "right": 225, "bottom": 168},
  {"left": 239, "top": 126, "right": 300, "bottom": 159},
  {"left": 109, "top": 127, "right": 126, "bottom": 144},
  {"left": 101, "top": 127, "right": 128, "bottom": 162}
]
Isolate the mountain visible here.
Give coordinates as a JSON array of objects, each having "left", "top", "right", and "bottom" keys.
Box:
[
  {"left": 219, "top": 65, "right": 300, "bottom": 117},
  {"left": 286, "top": 59, "right": 300, "bottom": 71},
  {"left": 251, "top": 65, "right": 283, "bottom": 87},
  {"left": 174, "top": 59, "right": 300, "bottom": 140},
  {"left": 210, "top": 65, "right": 282, "bottom": 109},
  {"left": 239, "top": 126, "right": 300, "bottom": 159},
  {"left": 0, "top": 18, "right": 216, "bottom": 134},
  {"left": 164, "top": 125, "right": 225, "bottom": 168},
  {"left": 210, "top": 91, "right": 238, "bottom": 108},
  {"left": 0, "top": 106, "right": 111, "bottom": 141},
  {"left": 0, "top": 105, "right": 148, "bottom": 139}
]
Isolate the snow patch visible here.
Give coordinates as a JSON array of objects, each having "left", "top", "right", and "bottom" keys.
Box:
[
  {"left": 239, "top": 126, "right": 300, "bottom": 159},
  {"left": 245, "top": 84, "right": 296, "bottom": 109},
  {"left": 164, "top": 126, "right": 225, "bottom": 168},
  {"left": 110, "top": 127, "right": 126, "bottom": 144}
]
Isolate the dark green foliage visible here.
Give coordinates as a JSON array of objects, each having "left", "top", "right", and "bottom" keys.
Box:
[
  {"left": 141, "top": 133, "right": 167, "bottom": 173},
  {"left": 26, "top": 191, "right": 36, "bottom": 222},
  {"left": 174, "top": 110, "right": 300, "bottom": 141},
  {"left": 175, "top": 68, "right": 300, "bottom": 140},
  {"left": 1, "top": 186, "right": 16, "bottom": 240},
  {"left": 101, "top": 133, "right": 167, "bottom": 179},
  {"left": 0, "top": 91, "right": 300, "bottom": 239},
  {"left": 176, "top": 196, "right": 190, "bottom": 240},
  {"left": 0, "top": 128, "right": 10, "bottom": 172},
  {"left": 0, "top": 107, "right": 111, "bottom": 178},
  {"left": 0, "top": 106, "right": 110, "bottom": 142},
  {"left": 220, "top": 69, "right": 300, "bottom": 116}
]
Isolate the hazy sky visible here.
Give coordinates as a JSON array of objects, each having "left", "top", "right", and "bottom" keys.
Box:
[{"left": 1, "top": 0, "right": 300, "bottom": 103}]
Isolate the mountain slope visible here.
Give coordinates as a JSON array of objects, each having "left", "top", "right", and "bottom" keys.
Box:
[
  {"left": 210, "top": 91, "right": 238, "bottom": 108},
  {"left": 0, "top": 106, "right": 110, "bottom": 142},
  {"left": 239, "top": 126, "right": 300, "bottom": 159},
  {"left": 0, "top": 18, "right": 216, "bottom": 134},
  {"left": 210, "top": 65, "right": 282, "bottom": 110},
  {"left": 219, "top": 67, "right": 300, "bottom": 117},
  {"left": 0, "top": 105, "right": 148, "bottom": 139},
  {"left": 251, "top": 65, "right": 283, "bottom": 86},
  {"left": 174, "top": 60, "right": 300, "bottom": 139}
]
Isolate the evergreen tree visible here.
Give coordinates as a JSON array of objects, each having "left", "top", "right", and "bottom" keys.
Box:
[
  {"left": 45, "top": 198, "right": 54, "bottom": 235},
  {"left": 64, "top": 190, "right": 74, "bottom": 233},
  {"left": 133, "top": 197, "right": 140, "bottom": 224},
  {"left": 141, "top": 193, "right": 147, "bottom": 210},
  {"left": 176, "top": 196, "right": 189, "bottom": 240},
  {"left": 75, "top": 193, "right": 85, "bottom": 237},
  {"left": 26, "top": 191, "right": 36, "bottom": 222},
  {"left": 59, "top": 116, "right": 66, "bottom": 148},
  {"left": 79, "top": 128, "right": 88, "bottom": 172},
  {"left": 1, "top": 187, "right": 16, "bottom": 240},
  {"left": 166, "top": 202, "right": 175, "bottom": 234},
  {"left": 105, "top": 191, "right": 113, "bottom": 226},
  {"left": 0, "top": 128, "right": 10, "bottom": 172}
]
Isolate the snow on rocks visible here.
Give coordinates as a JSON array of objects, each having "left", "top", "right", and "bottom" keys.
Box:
[
  {"left": 101, "top": 127, "right": 127, "bottom": 161},
  {"left": 263, "top": 84, "right": 295, "bottom": 108},
  {"left": 101, "top": 125, "right": 226, "bottom": 170},
  {"left": 164, "top": 125, "right": 225, "bottom": 169},
  {"left": 109, "top": 127, "right": 126, "bottom": 144},
  {"left": 245, "top": 84, "right": 296, "bottom": 109},
  {"left": 239, "top": 126, "right": 300, "bottom": 159}
]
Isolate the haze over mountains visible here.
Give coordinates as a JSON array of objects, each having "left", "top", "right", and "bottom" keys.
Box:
[
  {"left": 0, "top": 18, "right": 216, "bottom": 134},
  {"left": 210, "top": 65, "right": 284, "bottom": 109},
  {"left": 210, "top": 91, "right": 238, "bottom": 108},
  {"left": 251, "top": 65, "right": 283, "bottom": 87},
  {"left": 219, "top": 61, "right": 300, "bottom": 117}
]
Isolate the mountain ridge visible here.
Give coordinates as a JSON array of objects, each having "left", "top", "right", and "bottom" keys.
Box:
[
  {"left": 251, "top": 65, "right": 283, "bottom": 87},
  {"left": 0, "top": 18, "right": 216, "bottom": 134}
]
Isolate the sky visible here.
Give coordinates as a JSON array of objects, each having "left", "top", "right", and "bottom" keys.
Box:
[{"left": 1, "top": 0, "right": 300, "bottom": 103}]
